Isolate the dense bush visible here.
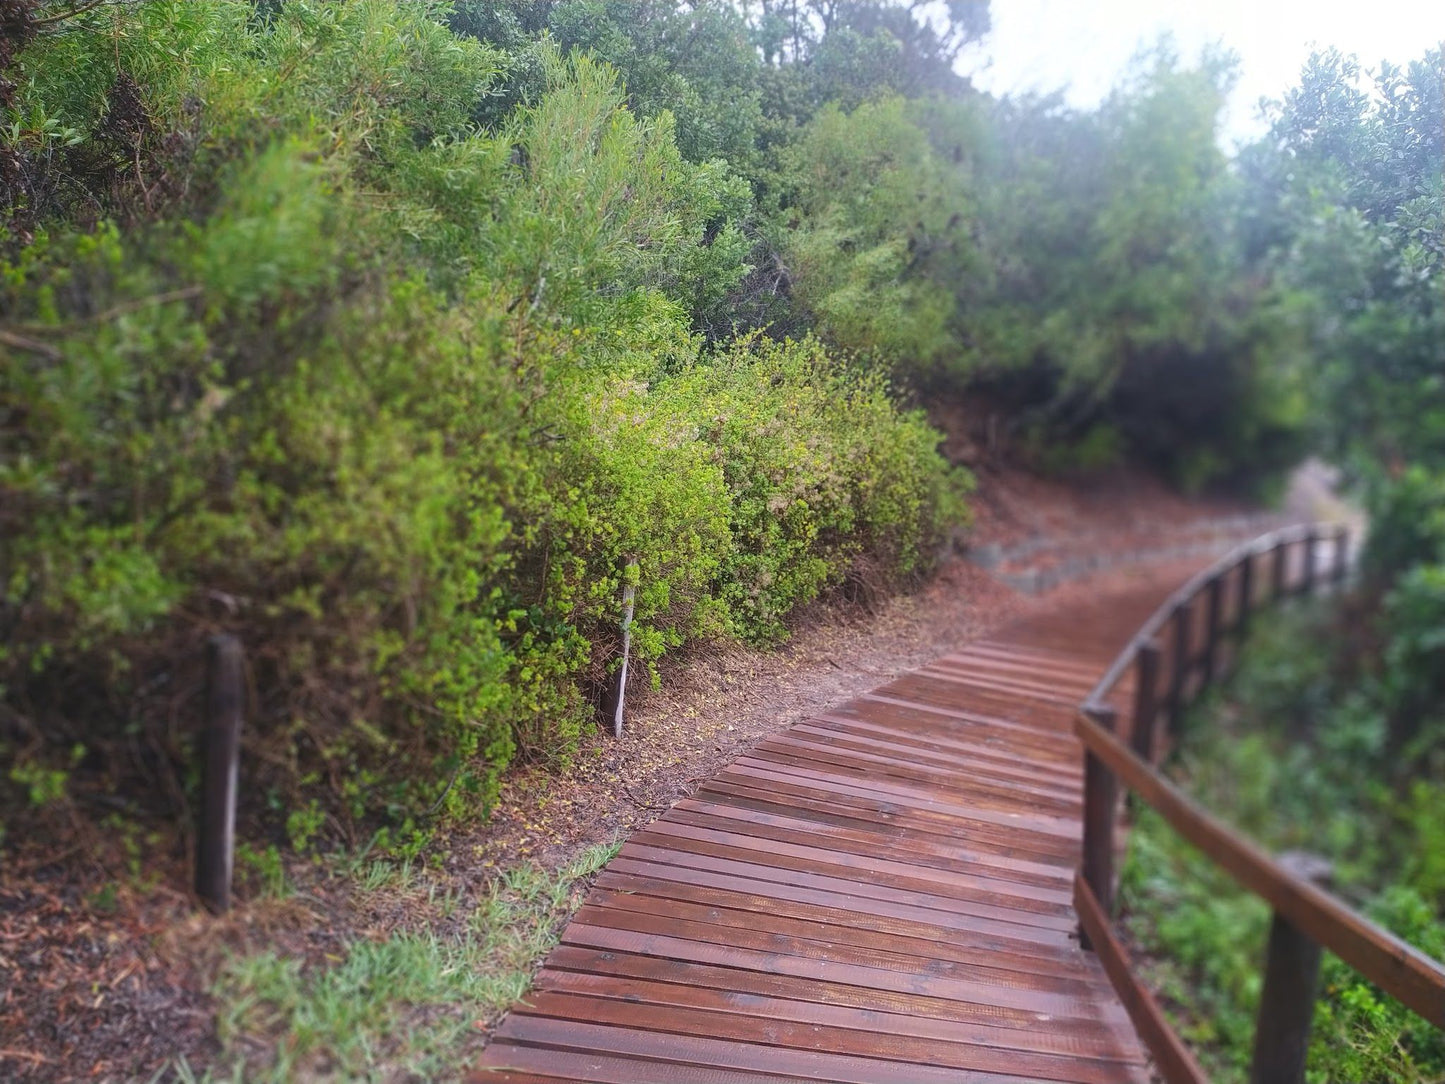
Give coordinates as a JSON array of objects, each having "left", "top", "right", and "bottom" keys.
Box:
[{"left": 0, "top": 1, "right": 965, "bottom": 844}]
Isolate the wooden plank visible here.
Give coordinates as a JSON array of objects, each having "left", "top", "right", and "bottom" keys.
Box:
[
  {"left": 802, "top": 717, "right": 1082, "bottom": 782},
  {"left": 696, "top": 777, "right": 1079, "bottom": 863},
  {"left": 473, "top": 560, "right": 1285, "bottom": 1082},
  {"left": 749, "top": 738, "right": 1083, "bottom": 815},
  {"left": 670, "top": 800, "right": 1071, "bottom": 886},
  {"left": 557, "top": 923, "right": 1124, "bottom": 1021},
  {"left": 533, "top": 969, "right": 1143, "bottom": 1062},
  {"left": 1076, "top": 711, "right": 1445, "bottom": 1027},
  {"left": 784, "top": 725, "right": 1082, "bottom": 795},
  {"left": 724, "top": 758, "right": 1080, "bottom": 837},
  {"left": 614, "top": 842, "right": 1077, "bottom": 930},
  {"left": 693, "top": 778, "right": 1078, "bottom": 863},
  {"left": 474, "top": 1044, "right": 815, "bottom": 1084},
  {"left": 629, "top": 819, "right": 1074, "bottom": 909},
  {"left": 854, "top": 693, "right": 1081, "bottom": 748},
  {"left": 577, "top": 893, "right": 1100, "bottom": 986},
  {"left": 540, "top": 946, "right": 1113, "bottom": 1037},
  {"left": 493, "top": 1015, "right": 1128, "bottom": 1083},
  {"left": 586, "top": 879, "right": 1085, "bottom": 968},
  {"left": 595, "top": 863, "right": 1076, "bottom": 948},
  {"left": 515, "top": 991, "right": 1142, "bottom": 1084}
]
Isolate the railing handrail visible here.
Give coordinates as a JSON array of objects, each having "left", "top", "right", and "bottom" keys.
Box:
[
  {"left": 1076, "top": 711, "right": 1445, "bottom": 1026},
  {"left": 1081, "top": 522, "right": 1322, "bottom": 713},
  {"left": 1074, "top": 521, "right": 1445, "bottom": 1084}
]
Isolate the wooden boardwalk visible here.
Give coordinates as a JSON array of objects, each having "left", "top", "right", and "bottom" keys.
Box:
[{"left": 473, "top": 574, "right": 1188, "bottom": 1083}]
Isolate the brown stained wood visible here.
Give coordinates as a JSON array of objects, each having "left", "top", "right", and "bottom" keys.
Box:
[
  {"left": 693, "top": 779, "right": 1079, "bottom": 864},
  {"left": 1075, "top": 710, "right": 1445, "bottom": 1027},
  {"left": 542, "top": 945, "right": 1127, "bottom": 1040},
  {"left": 513, "top": 950, "right": 1127, "bottom": 1038},
  {"left": 1251, "top": 853, "right": 1333, "bottom": 1084},
  {"left": 758, "top": 727, "right": 1081, "bottom": 792},
  {"left": 614, "top": 842, "right": 1077, "bottom": 931},
  {"left": 576, "top": 893, "right": 1099, "bottom": 986},
  {"left": 493, "top": 1017, "right": 1118, "bottom": 1084},
  {"left": 846, "top": 694, "right": 1085, "bottom": 753},
  {"left": 718, "top": 760, "right": 1082, "bottom": 840},
  {"left": 669, "top": 800, "right": 1071, "bottom": 885},
  {"left": 566, "top": 907, "right": 1104, "bottom": 1001},
  {"left": 474, "top": 1045, "right": 818, "bottom": 1084},
  {"left": 803, "top": 716, "right": 1083, "bottom": 781},
  {"left": 1074, "top": 873, "right": 1208, "bottom": 1084},
  {"left": 866, "top": 685, "right": 1081, "bottom": 734},
  {"left": 749, "top": 737, "right": 1083, "bottom": 815},
  {"left": 922, "top": 661, "right": 1101, "bottom": 699},
  {"left": 1080, "top": 706, "right": 1119, "bottom": 937},
  {"left": 473, "top": 568, "right": 1214, "bottom": 1082},
  {"left": 626, "top": 820, "right": 1075, "bottom": 910},
  {"left": 779, "top": 726, "right": 1082, "bottom": 797},
  {"left": 535, "top": 970, "right": 1140, "bottom": 1062},
  {"left": 516, "top": 991, "right": 1140, "bottom": 1084},
  {"left": 583, "top": 883, "right": 1084, "bottom": 971},
  {"left": 895, "top": 668, "right": 1083, "bottom": 709},
  {"left": 1130, "top": 641, "right": 1162, "bottom": 764},
  {"left": 595, "top": 862, "right": 1077, "bottom": 950},
  {"left": 701, "top": 773, "right": 1082, "bottom": 862}
]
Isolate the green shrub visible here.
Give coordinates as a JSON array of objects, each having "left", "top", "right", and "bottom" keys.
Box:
[{"left": 0, "top": 1, "right": 964, "bottom": 853}]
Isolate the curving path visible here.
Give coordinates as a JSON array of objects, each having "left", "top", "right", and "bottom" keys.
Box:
[{"left": 470, "top": 572, "right": 1195, "bottom": 1083}]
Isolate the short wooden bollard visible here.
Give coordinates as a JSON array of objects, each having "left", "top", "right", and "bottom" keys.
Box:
[
  {"left": 1271, "top": 539, "right": 1290, "bottom": 599},
  {"left": 197, "top": 634, "right": 244, "bottom": 913},
  {"left": 1131, "top": 640, "right": 1162, "bottom": 764},
  {"left": 1250, "top": 852, "right": 1334, "bottom": 1084},
  {"left": 600, "top": 559, "right": 638, "bottom": 738},
  {"left": 1080, "top": 704, "right": 1119, "bottom": 950}
]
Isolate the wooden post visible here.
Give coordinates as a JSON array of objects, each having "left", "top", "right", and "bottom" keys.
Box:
[
  {"left": 1250, "top": 853, "right": 1334, "bottom": 1084},
  {"left": 1301, "top": 528, "right": 1319, "bottom": 596},
  {"left": 1167, "top": 600, "right": 1192, "bottom": 732},
  {"left": 1080, "top": 704, "right": 1119, "bottom": 949},
  {"left": 1236, "top": 550, "right": 1255, "bottom": 635},
  {"left": 1271, "top": 538, "right": 1290, "bottom": 599},
  {"left": 1332, "top": 526, "right": 1350, "bottom": 586},
  {"left": 1202, "top": 574, "right": 1224, "bottom": 685},
  {"left": 600, "top": 559, "right": 639, "bottom": 739},
  {"left": 1131, "top": 640, "right": 1162, "bottom": 765},
  {"left": 197, "top": 634, "right": 244, "bottom": 913}
]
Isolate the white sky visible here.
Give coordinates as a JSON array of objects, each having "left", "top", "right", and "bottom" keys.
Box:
[{"left": 959, "top": 1, "right": 1445, "bottom": 146}]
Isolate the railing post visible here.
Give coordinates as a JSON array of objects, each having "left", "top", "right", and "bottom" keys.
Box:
[
  {"left": 1167, "top": 600, "right": 1192, "bottom": 732},
  {"left": 1301, "top": 527, "right": 1319, "bottom": 596},
  {"left": 1080, "top": 704, "right": 1119, "bottom": 950},
  {"left": 1250, "top": 853, "right": 1334, "bottom": 1084},
  {"left": 1236, "top": 550, "right": 1255, "bottom": 634},
  {"left": 1332, "top": 526, "right": 1350, "bottom": 587},
  {"left": 1201, "top": 575, "right": 1224, "bottom": 685},
  {"left": 1272, "top": 538, "right": 1290, "bottom": 599},
  {"left": 1131, "top": 640, "right": 1162, "bottom": 764},
  {"left": 198, "top": 634, "right": 244, "bottom": 913}
]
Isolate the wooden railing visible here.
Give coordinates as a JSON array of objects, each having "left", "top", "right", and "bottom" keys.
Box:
[{"left": 1074, "top": 523, "right": 1445, "bottom": 1084}]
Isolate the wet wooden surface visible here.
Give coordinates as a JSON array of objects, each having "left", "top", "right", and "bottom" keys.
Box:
[{"left": 474, "top": 578, "right": 1180, "bottom": 1083}]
